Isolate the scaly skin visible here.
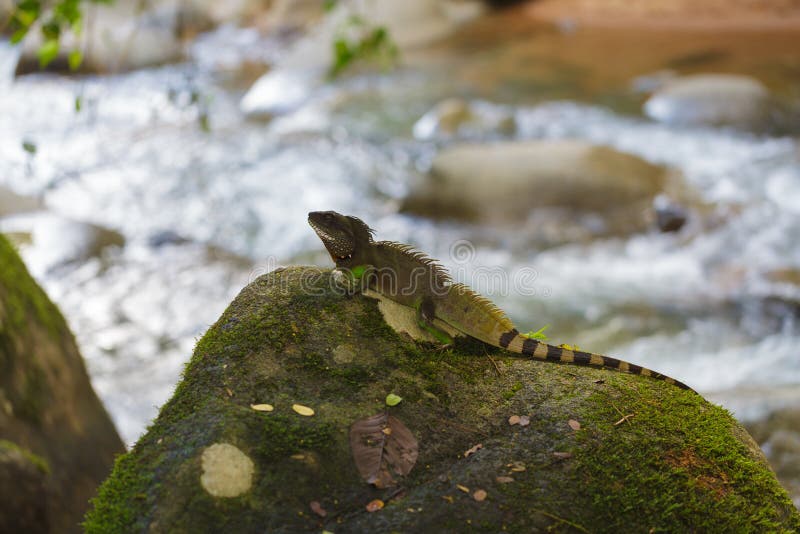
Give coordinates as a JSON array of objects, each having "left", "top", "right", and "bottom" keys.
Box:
[{"left": 308, "top": 211, "right": 693, "bottom": 391}]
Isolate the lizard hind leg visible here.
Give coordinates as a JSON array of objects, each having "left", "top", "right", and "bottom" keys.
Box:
[{"left": 417, "top": 297, "right": 454, "bottom": 346}]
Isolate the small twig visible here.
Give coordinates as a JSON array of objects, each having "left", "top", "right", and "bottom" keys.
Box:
[
  {"left": 534, "top": 509, "right": 591, "bottom": 534},
  {"left": 610, "top": 402, "right": 635, "bottom": 426},
  {"left": 614, "top": 414, "right": 635, "bottom": 426},
  {"left": 485, "top": 351, "right": 502, "bottom": 376}
]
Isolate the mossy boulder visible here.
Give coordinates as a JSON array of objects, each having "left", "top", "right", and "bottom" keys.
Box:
[
  {"left": 0, "top": 234, "right": 124, "bottom": 533},
  {"left": 0, "top": 440, "right": 49, "bottom": 533},
  {"left": 85, "top": 266, "right": 800, "bottom": 533}
]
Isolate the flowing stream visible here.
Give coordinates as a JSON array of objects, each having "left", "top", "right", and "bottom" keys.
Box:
[{"left": 1, "top": 16, "right": 799, "bottom": 507}]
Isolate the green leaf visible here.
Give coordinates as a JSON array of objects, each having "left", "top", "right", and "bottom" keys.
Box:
[
  {"left": 14, "top": 6, "right": 40, "bottom": 28},
  {"left": 11, "top": 29, "right": 28, "bottom": 44},
  {"left": 524, "top": 325, "right": 549, "bottom": 341},
  {"left": 68, "top": 49, "right": 83, "bottom": 71},
  {"left": 22, "top": 140, "right": 37, "bottom": 155},
  {"left": 74, "top": 95, "right": 83, "bottom": 112},
  {"left": 323, "top": 0, "right": 337, "bottom": 12},
  {"left": 17, "top": 0, "right": 42, "bottom": 13},
  {"left": 198, "top": 112, "right": 210, "bottom": 133},
  {"left": 37, "top": 39, "right": 60, "bottom": 68},
  {"left": 385, "top": 393, "right": 402, "bottom": 407},
  {"left": 54, "top": 0, "right": 81, "bottom": 25},
  {"left": 41, "top": 20, "right": 61, "bottom": 40}
]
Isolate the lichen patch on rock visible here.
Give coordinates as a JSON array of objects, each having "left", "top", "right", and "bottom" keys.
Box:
[
  {"left": 200, "top": 443, "right": 254, "bottom": 498},
  {"left": 332, "top": 344, "right": 356, "bottom": 364}
]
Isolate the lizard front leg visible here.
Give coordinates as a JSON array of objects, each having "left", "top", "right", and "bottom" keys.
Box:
[
  {"left": 331, "top": 264, "right": 372, "bottom": 296},
  {"left": 416, "top": 297, "right": 454, "bottom": 346}
]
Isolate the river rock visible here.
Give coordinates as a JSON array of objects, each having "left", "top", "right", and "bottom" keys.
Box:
[
  {"left": 0, "top": 185, "right": 41, "bottom": 217},
  {"left": 263, "top": 0, "right": 328, "bottom": 34},
  {"left": 0, "top": 213, "right": 124, "bottom": 272},
  {"left": 15, "top": 0, "right": 216, "bottom": 74},
  {"left": 84, "top": 266, "right": 800, "bottom": 532},
  {"left": 644, "top": 74, "right": 776, "bottom": 130},
  {"left": 0, "top": 234, "right": 125, "bottom": 534},
  {"left": 403, "top": 140, "right": 667, "bottom": 228},
  {"left": 413, "top": 98, "right": 516, "bottom": 140},
  {"left": 241, "top": 0, "right": 484, "bottom": 118},
  {"left": 0, "top": 441, "right": 49, "bottom": 534},
  {"left": 746, "top": 408, "right": 800, "bottom": 508}
]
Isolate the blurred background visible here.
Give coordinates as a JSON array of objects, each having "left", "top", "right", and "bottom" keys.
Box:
[{"left": 1, "top": 0, "right": 799, "bottom": 507}]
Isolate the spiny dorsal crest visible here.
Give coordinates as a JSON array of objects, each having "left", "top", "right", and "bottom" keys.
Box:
[
  {"left": 380, "top": 241, "right": 453, "bottom": 284},
  {"left": 347, "top": 215, "right": 375, "bottom": 243},
  {"left": 450, "top": 282, "right": 515, "bottom": 330}
]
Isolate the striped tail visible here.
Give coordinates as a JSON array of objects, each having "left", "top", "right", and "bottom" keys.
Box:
[{"left": 497, "top": 329, "right": 694, "bottom": 392}]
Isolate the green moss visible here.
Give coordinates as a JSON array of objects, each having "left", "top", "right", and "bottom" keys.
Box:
[
  {"left": 0, "top": 234, "right": 68, "bottom": 338},
  {"left": 257, "top": 414, "right": 338, "bottom": 461},
  {"left": 563, "top": 383, "right": 800, "bottom": 533},
  {"left": 84, "top": 267, "right": 800, "bottom": 533},
  {"left": 0, "top": 234, "right": 73, "bottom": 425},
  {"left": 502, "top": 381, "right": 524, "bottom": 400},
  {"left": 84, "top": 451, "right": 154, "bottom": 534},
  {"left": 13, "top": 363, "right": 46, "bottom": 424},
  {"left": 0, "top": 439, "right": 50, "bottom": 473}
]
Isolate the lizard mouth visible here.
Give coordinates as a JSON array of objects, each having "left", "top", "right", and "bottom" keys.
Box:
[{"left": 308, "top": 219, "right": 353, "bottom": 261}]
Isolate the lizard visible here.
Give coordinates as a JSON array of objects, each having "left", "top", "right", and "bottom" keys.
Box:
[{"left": 308, "top": 210, "right": 693, "bottom": 391}]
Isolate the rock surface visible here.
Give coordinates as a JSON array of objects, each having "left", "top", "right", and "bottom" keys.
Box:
[
  {"left": 0, "top": 440, "right": 49, "bottom": 534},
  {"left": 85, "top": 266, "right": 800, "bottom": 533},
  {"left": 644, "top": 74, "right": 776, "bottom": 130},
  {"left": 0, "top": 213, "right": 125, "bottom": 273},
  {"left": 412, "top": 98, "right": 517, "bottom": 140},
  {"left": 525, "top": 0, "right": 800, "bottom": 28},
  {"left": 241, "top": 0, "right": 485, "bottom": 117},
  {"left": 15, "top": 0, "right": 217, "bottom": 74},
  {"left": 403, "top": 140, "right": 668, "bottom": 233},
  {"left": 0, "top": 185, "right": 41, "bottom": 217},
  {"left": 747, "top": 408, "right": 800, "bottom": 509},
  {"left": 0, "top": 234, "right": 125, "bottom": 533}
]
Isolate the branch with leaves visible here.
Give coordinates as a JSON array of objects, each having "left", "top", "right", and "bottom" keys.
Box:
[{"left": 5, "top": 0, "right": 112, "bottom": 68}]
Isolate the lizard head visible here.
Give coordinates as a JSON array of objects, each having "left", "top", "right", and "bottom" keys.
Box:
[{"left": 308, "top": 211, "right": 373, "bottom": 267}]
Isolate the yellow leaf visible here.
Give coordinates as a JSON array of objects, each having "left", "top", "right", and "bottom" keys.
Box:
[
  {"left": 385, "top": 393, "right": 403, "bottom": 406},
  {"left": 292, "top": 404, "right": 315, "bottom": 416},
  {"left": 366, "top": 499, "right": 384, "bottom": 512},
  {"left": 250, "top": 403, "right": 274, "bottom": 412}
]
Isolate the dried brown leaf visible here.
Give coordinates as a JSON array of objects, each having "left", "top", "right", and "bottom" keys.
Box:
[
  {"left": 553, "top": 451, "right": 573, "bottom": 460},
  {"left": 309, "top": 501, "right": 327, "bottom": 517},
  {"left": 350, "top": 413, "right": 419, "bottom": 487},
  {"left": 456, "top": 484, "right": 470, "bottom": 493},
  {"left": 568, "top": 419, "right": 581, "bottom": 431},
  {"left": 508, "top": 415, "right": 521, "bottom": 425},
  {"left": 473, "top": 489, "right": 487, "bottom": 502},
  {"left": 519, "top": 415, "right": 530, "bottom": 426},
  {"left": 464, "top": 443, "right": 483, "bottom": 458},
  {"left": 495, "top": 476, "right": 514, "bottom": 483},
  {"left": 366, "top": 499, "right": 384, "bottom": 512}
]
